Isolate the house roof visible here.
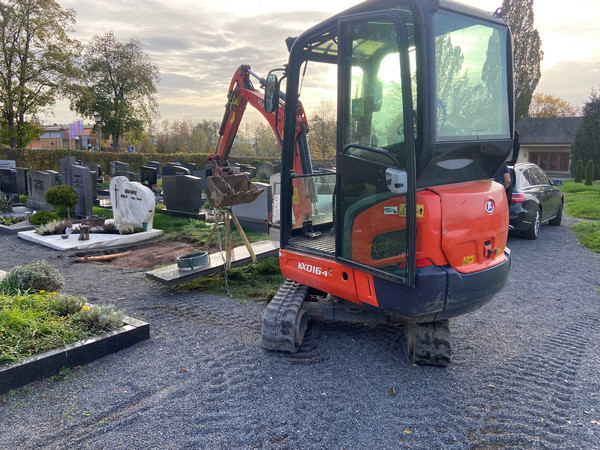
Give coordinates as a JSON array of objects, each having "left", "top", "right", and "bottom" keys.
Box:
[{"left": 516, "top": 116, "right": 583, "bottom": 145}]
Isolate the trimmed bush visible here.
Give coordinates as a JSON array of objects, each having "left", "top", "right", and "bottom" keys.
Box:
[
  {"left": 30, "top": 210, "right": 61, "bottom": 225},
  {"left": 0, "top": 260, "right": 65, "bottom": 294},
  {"left": 45, "top": 185, "right": 79, "bottom": 219},
  {"left": 575, "top": 159, "right": 584, "bottom": 183},
  {"left": 585, "top": 160, "right": 595, "bottom": 186}
]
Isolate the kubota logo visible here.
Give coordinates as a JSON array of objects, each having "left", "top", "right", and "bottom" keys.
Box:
[
  {"left": 298, "top": 262, "right": 329, "bottom": 277},
  {"left": 485, "top": 200, "right": 495, "bottom": 214}
]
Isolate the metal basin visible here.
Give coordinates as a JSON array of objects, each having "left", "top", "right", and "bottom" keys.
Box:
[{"left": 176, "top": 251, "right": 209, "bottom": 270}]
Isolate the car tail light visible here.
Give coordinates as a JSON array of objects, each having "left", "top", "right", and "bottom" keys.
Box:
[{"left": 511, "top": 193, "right": 526, "bottom": 203}]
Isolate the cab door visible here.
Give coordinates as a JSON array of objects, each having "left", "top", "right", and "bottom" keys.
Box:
[{"left": 336, "top": 12, "right": 417, "bottom": 287}]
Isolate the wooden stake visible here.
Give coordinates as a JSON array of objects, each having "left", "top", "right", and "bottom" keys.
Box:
[{"left": 230, "top": 209, "right": 257, "bottom": 263}]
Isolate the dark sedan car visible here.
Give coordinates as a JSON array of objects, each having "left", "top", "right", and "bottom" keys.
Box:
[{"left": 508, "top": 162, "right": 564, "bottom": 240}]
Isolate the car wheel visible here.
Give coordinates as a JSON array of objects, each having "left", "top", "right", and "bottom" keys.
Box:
[
  {"left": 523, "top": 207, "right": 541, "bottom": 240},
  {"left": 549, "top": 201, "right": 563, "bottom": 226}
]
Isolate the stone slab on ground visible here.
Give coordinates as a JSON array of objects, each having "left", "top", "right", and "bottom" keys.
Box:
[
  {"left": 0, "top": 315, "right": 149, "bottom": 394},
  {"left": 18, "top": 229, "right": 163, "bottom": 251},
  {"left": 146, "top": 239, "right": 279, "bottom": 285},
  {"left": 0, "top": 206, "right": 35, "bottom": 233}
]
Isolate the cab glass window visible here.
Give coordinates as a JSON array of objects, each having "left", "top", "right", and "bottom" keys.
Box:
[{"left": 434, "top": 10, "right": 509, "bottom": 141}]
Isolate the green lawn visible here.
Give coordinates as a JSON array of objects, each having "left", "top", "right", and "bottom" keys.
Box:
[{"left": 559, "top": 180, "right": 600, "bottom": 253}]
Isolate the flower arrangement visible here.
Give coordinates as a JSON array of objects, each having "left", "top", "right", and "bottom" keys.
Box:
[{"left": 0, "top": 190, "right": 12, "bottom": 213}]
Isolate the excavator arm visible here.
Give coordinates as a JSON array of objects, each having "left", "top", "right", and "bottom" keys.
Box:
[{"left": 210, "top": 64, "right": 314, "bottom": 227}]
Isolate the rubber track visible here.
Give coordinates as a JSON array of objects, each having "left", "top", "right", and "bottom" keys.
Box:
[{"left": 261, "top": 279, "right": 308, "bottom": 353}]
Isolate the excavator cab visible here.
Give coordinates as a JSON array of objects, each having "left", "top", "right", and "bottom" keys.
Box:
[{"left": 262, "top": 0, "right": 515, "bottom": 365}]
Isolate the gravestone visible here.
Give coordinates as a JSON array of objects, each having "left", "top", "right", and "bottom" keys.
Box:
[
  {"left": 114, "top": 171, "right": 140, "bottom": 183},
  {"left": 109, "top": 176, "right": 155, "bottom": 229},
  {"left": 162, "top": 175, "right": 203, "bottom": 214},
  {"left": 15, "top": 168, "right": 28, "bottom": 195},
  {"left": 145, "top": 161, "right": 161, "bottom": 174},
  {"left": 0, "top": 160, "right": 16, "bottom": 169},
  {"left": 0, "top": 168, "right": 17, "bottom": 194},
  {"left": 26, "top": 170, "right": 58, "bottom": 211},
  {"left": 232, "top": 181, "right": 272, "bottom": 233},
  {"left": 71, "top": 165, "right": 94, "bottom": 217},
  {"left": 81, "top": 162, "right": 101, "bottom": 181},
  {"left": 140, "top": 166, "right": 158, "bottom": 188},
  {"left": 110, "top": 161, "right": 130, "bottom": 177},
  {"left": 256, "top": 162, "right": 275, "bottom": 181},
  {"left": 192, "top": 170, "right": 206, "bottom": 193},
  {"left": 60, "top": 156, "right": 76, "bottom": 186},
  {"left": 181, "top": 162, "right": 196, "bottom": 173},
  {"left": 162, "top": 164, "right": 190, "bottom": 176}
]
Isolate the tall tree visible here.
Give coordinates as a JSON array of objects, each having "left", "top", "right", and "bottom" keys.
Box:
[
  {"left": 570, "top": 90, "right": 600, "bottom": 179},
  {"left": 0, "top": 0, "right": 79, "bottom": 148},
  {"left": 308, "top": 100, "right": 336, "bottom": 160},
  {"left": 502, "top": 0, "right": 543, "bottom": 122},
  {"left": 71, "top": 32, "right": 159, "bottom": 152},
  {"left": 529, "top": 93, "right": 579, "bottom": 117}
]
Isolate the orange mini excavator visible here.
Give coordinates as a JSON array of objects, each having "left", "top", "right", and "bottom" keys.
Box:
[{"left": 213, "top": 0, "right": 518, "bottom": 366}]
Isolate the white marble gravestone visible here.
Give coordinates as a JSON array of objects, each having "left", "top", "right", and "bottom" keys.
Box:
[{"left": 109, "top": 176, "right": 155, "bottom": 229}]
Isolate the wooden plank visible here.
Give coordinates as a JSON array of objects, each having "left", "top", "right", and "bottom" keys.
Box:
[{"left": 145, "top": 240, "right": 280, "bottom": 286}]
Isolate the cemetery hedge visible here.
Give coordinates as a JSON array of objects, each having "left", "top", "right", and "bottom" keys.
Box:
[{"left": 0, "top": 148, "right": 332, "bottom": 173}]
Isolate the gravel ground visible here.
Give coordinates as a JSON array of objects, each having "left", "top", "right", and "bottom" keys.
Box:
[{"left": 1, "top": 215, "right": 599, "bottom": 449}]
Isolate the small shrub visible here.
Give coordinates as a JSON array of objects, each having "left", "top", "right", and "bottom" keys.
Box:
[
  {"left": 45, "top": 185, "right": 79, "bottom": 219},
  {"left": 0, "top": 260, "right": 65, "bottom": 294},
  {"left": 0, "top": 190, "right": 12, "bottom": 213},
  {"left": 102, "top": 220, "right": 116, "bottom": 233},
  {"left": 118, "top": 223, "right": 136, "bottom": 235},
  {"left": 49, "top": 294, "right": 86, "bottom": 316},
  {"left": 72, "top": 304, "right": 124, "bottom": 332},
  {"left": 575, "top": 159, "right": 584, "bottom": 183},
  {"left": 35, "top": 220, "right": 60, "bottom": 236},
  {"left": 585, "top": 160, "right": 595, "bottom": 186},
  {"left": 30, "top": 210, "right": 61, "bottom": 225}
]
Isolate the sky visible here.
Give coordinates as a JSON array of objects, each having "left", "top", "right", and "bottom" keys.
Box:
[{"left": 44, "top": 0, "right": 600, "bottom": 126}]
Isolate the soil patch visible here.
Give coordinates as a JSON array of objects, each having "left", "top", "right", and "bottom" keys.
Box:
[{"left": 109, "top": 241, "right": 202, "bottom": 269}]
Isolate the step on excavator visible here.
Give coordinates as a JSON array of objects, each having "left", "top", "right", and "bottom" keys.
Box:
[{"left": 210, "top": 0, "right": 517, "bottom": 366}]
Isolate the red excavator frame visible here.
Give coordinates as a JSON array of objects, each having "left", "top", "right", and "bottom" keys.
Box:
[{"left": 209, "top": 64, "right": 312, "bottom": 227}]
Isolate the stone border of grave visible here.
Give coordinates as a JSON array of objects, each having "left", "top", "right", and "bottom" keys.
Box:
[{"left": 0, "top": 314, "right": 149, "bottom": 394}]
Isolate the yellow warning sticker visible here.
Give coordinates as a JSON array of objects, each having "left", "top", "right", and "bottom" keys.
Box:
[
  {"left": 292, "top": 187, "right": 299, "bottom": 205},
  {"left": 463, "top": 255, "right": 475, "bottom": 265},
  {"left": 398, "top": 204, "right": 424, "bottom": 218}
]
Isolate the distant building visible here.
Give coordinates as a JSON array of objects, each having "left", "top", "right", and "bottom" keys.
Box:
[
  {"left": 516, "top": 116, "right": 583, "bottom": 175},
  {"left": 27, "top": 121, "right": 104, "bottom": 151}
]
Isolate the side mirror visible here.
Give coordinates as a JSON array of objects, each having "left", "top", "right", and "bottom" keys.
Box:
[{"left": 264, "top": 73, "right": 279, "bottom": 114}]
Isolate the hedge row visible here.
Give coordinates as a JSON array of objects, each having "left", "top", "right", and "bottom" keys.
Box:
[{"left": 0, "top": 148, "right": 324, "bottom": 175}]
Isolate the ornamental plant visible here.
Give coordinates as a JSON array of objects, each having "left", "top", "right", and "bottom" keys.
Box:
[
  {"left": 30, "top": 210, "right": 61, "bottom": 225},
  {"left": 0, "top": 190, "right": 12, "bottom": 213},
  {"left": 45, "top": 185, "right": 79, "bottom": 219},
  {"left": 585, "top": 159, "right": 595, "bottom": 186},
  {"left": 0, "top": 259, "right": 65, "bottom": 294}
]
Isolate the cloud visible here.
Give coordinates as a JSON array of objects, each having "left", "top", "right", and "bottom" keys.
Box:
[{"left": 537, "top": 58, "right": 600, "bottom": 108}]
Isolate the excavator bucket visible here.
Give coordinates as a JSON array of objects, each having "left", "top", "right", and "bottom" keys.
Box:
[{"left": 205, "top": 173, "right": 265, "bottom": 207}]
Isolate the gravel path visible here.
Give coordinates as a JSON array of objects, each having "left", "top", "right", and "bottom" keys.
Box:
[{"left": 1, "top": 216, "right": 599, "bottom": 449}]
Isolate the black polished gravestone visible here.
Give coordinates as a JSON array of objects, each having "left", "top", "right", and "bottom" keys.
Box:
[
  {"left": 145, "top": 161, "right": 161, "bottom": 175},
  {"left": 162, "top": 164, "right": 190, "bottom": 176},
  {"left": 181, "top": 162, "right": 196, "bottom": 173},
  {"left": 140, "top": 166, "right": 158, "bottom": 188},
  {"left": 0, "top": 168, "right": 17, "bottom": 194},
  {"left": 162, "top": 175, "right": 203, "bottom": 215}
]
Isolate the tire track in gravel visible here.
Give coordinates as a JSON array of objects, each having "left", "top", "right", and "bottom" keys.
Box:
[
  {"left": 41, "top": 299, "right": 270, "bottom": 448},
  {"left": 464, "top": 313, "right": 599, "bottom": 448}
]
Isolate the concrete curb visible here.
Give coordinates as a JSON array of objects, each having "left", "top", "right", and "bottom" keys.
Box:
[{"left": 0, "top": 315, "right": 149, "bottom": 394}]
